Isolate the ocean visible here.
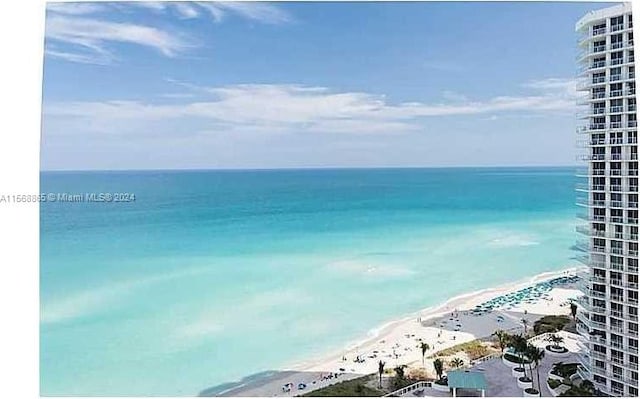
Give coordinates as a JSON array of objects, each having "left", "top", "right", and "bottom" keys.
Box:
[{"left": 40, "top": 167, "right": 579, "bottom": 395}]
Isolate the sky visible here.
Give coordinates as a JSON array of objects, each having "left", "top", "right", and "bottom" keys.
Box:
[{"left": 41, "top": 1, "right": 615, "bottom": 170}]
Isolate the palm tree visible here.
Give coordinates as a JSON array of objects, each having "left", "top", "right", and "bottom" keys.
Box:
[
  {"left": 510, "top": 334, "right": 529, "bottom": 377},
  {"left": 433, "top": 358, "right": 444, "bottom": 380},
  {"left": 570, "top": 302, "right": 578, "bottom": 320},
  {"left": 420, "top": 342, "right": 430, "bottom": 366},
  {"left": 449, "top": 358, "right": 464, "bottom": 369},
  {"left": 393, "top": 365, "right": 407, "bottom": 389},
  {"left": 493, "top": 330, "right": 510, "bottom": 353},
  {"left": 378, "top": 360, "right": 385, "bottom": 389},
  {"left": 546, "top": 334, "right": 564, "bottom": 350},
  {"left": 526, "top": 344, "right": 545, "bottom": 396}
]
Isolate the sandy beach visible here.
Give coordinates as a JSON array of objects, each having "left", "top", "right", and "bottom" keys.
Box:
[{"left": 210, "top": 267, "right": 583, "bottom": 397}]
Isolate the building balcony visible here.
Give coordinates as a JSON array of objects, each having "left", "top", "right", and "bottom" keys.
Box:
[
  {"left": 579, "top": 153, "right": 639, "bottom": 161},
  {"left": 592, "top": 26, "right": 608, "bottom": 35},
  {"left": 575, "top": 226, "right": 605, "bottom": 237},
  {"left": 578, "top": 271, "right": 608, "bottom": 285},
  {"left": 575, "top": 40, "right": 634, "bottom": 60},
  {"left": 585, "top": 290, "right": 607, "bottom": 301},
  {"left": 610, "top": 278, "right": 625, "bottom": 287},
  {"left": 609, "top": 168, "right": 623, "bottom": 174},
  {"left": 577, "top": 243, "right": 638, "bottom": 258},
  {"left": 577, "top": 22, "right": 633, "bottom": 44},
  {"left": 575, "top": 168, "right": 604, "bottom": 176},
  {"left": 576, "top": 108, "right": 605, "bottom": 118},
  {"left": 611, "top": 294, "right": 625, "bottom": 303},
  {"left": 576, "top": 139, "right": 639, "bottom": 148},
  {"left": 610, "top": 58, "right": 626, "bottom": 66},
  {"left": 610, "top": 105, "right": 624, "bottom": 113},
  {"left": 575, "top": 199, "right": 605, "bottom": 207},
  {"left": 576, "top": 351, "right": 591, "bottom": 372},
  {"left": 577, "top": 81, "right": 601, "bottom": 92},
  {"left": 576, "top": 321, "right": 590, "bottom": 337},
  {"left": 612, "top": 231, "right": 638, "bottom": 241},
  {"left": 576, "top": 211, "right": 604, "bottom": 221},
  {"left": 609, "top": 372, "right": 638, "bottom": 387},
  {"left": 587, "top": 332, "right": 608, "bottom": 346},
  {"left": 575, "top": 183, "right": 602, "bottom": 191},
  {"left": 578, "top": 58, "right": 636, "bottom": 75},
  {"left": 575, "top": 254, "right": 607, "bottom": 268},
  {"left": 609, "top": 73, "right": 636, "bottom": 83}
]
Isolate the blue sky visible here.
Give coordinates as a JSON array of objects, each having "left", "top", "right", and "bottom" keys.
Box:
[{"left": 41, "top": 1, "right": 613, "bottom": 170}]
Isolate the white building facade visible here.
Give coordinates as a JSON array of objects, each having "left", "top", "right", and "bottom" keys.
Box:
[{"left": 575, "top": 3, "right": 639, "bottom": 397}]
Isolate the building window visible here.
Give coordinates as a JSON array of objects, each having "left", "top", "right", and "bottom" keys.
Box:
[{"left": 611, "top": 16, "right": 624, "bottom": 31}]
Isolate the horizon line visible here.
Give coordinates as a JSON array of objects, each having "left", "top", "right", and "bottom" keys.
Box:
[{"left": 40, "top": 164, "right": 579, "bottom": 173}]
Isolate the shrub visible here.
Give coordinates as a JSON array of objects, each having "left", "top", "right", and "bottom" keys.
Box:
[
  {"left": 302, "top": 376, "right": 384, "bottom": 397},
  {"left": 548, "top": 378, "right": 562, "bottom": 389},
  {"left": 434, "top": 377, "right": 448, "bottom": 386},
  {"left": 551, "top": 363, "right": 578, "bottom": 379},
  {"left": 558, "top": 386, "right": 595, "bottom": 397},
  {"left": 503, "top": 352, "right": 531, "bottom": 364},
  {"left": 433, "top": 340, "right": 491, "bottom": 360},
  {"left": 533, "top": 315, "right": 571, "bottom": 334}
]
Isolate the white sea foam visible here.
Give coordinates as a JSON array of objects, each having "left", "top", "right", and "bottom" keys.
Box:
[
  {"left": 325, "top": 259, "right": 415, "bottom": 278},
  {"left": 487, "top": 236, "right": 539, "bottom": 248}
]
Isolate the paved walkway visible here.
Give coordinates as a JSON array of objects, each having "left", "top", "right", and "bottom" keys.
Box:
[
  {"left": 405, "top": 350, "right": 579, "bottom": 396},
  {"left": 469, "top": 352, "right": 578, "bottom": 397}
]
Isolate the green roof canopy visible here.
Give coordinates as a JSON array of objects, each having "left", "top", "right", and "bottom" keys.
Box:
[{"left": 447, "top": 370, "right": 487, "bottom": 390}]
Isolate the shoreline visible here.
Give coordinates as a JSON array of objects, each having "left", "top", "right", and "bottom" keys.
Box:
[
  {"left": 212, "top": 266, "right": 583, "bottom": 397},
  {"left": 289, "top": 266, "right": 581, "bottom": 372}
]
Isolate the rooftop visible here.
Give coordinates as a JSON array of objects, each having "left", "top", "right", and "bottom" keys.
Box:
[
  {"left": 447, "top": 370, "right": 487, "bottom": 391},
  {"left": 575, "top": 3, "right": 632, "bottom": 31}
]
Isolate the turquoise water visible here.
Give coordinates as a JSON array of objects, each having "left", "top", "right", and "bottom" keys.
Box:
[{"left": 40, "top": 167, "right": 579, "bottom": 396}]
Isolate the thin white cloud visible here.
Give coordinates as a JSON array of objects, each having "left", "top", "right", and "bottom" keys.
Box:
[
  {"left": 196, "top": 2, "right": 226, "bottom": 22},
  {"left": 45, "top": 47, "right": 110, "bottom": 65},
  {"left": 45, "top": 15, "right": 192, "bottom": 64},
  {"left": 205, "top": 2, "right": 292, "bottom": 24},
  {"left": 46, "top": 2, "right": 110, "bottom": 15},
  {"left": 44, "top": 78, "right": 575, "bottom": 136},
  {"left": 128, "top": 1, "right": 293, "bottom": 24},
  {"left": 522, "top": 78, "right": 576, "bottom": 97},
  {"left": 173, "top": 3, "right": 201, "bottom": 19},
  {"left": 45, "top": 2, "right": 293, "bottom": 64}
]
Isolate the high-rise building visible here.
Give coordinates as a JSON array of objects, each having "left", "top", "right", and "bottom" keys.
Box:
[{"left": 575, "top": 3, "right": 638, "bottom": 397}]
